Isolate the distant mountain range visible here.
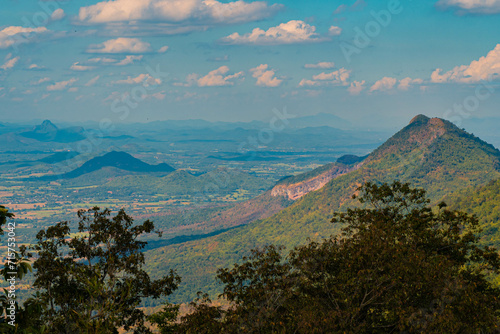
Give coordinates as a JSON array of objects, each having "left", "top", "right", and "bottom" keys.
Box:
[
  {"left": 146, "top": 114, "right": 500, "bottom": 302},
  {"left": 118, "top": 112, "right": 352, "bottom": 131},
  {"left": 40, "top": 151, "right": 175, "bottom": 180}
]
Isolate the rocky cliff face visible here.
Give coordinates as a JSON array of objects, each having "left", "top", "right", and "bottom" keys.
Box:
[{"left": 271, "top": 163, "right": 361, "bottom": 200}]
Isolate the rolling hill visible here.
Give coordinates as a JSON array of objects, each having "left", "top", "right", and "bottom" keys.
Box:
[
  {"left": 145, "top": 115, "right": 500, "bottom": 303},
  {"left": 41, "top": 151, "right": 175, "bottom": 180}
]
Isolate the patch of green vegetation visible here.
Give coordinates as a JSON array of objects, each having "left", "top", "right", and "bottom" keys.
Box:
[{"left": 445, "top": 178, "right": 500, "bottom": 249}]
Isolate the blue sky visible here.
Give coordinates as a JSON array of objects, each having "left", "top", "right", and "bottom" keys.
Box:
[{"left": 0, "top": 0, "right": 499, "bottom": 129}]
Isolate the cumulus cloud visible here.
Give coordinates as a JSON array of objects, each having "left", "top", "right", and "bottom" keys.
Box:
[
  {"left": 198, "top": 66, "right": 243, "bottom": 86},
  {"left": 250, "top": 64, "right": 282, "bottom": 87},
  {"left": 328, "top": 26, "right": 342, "bottom": 36},
  {"left": 32, "top": 77, "right": 51, "bottom": 85},
  {"left": 78, "top": 0, "right": 282, "bottom": 29},
  {"left": 87, "top": 38, "right": 152, "bottom": 53},
  {"left": 299, "top": 68, "right": 351, "bottom": 86},
  {"left": 47, "top": 78, "right": 78, "bottom": 91},
  {"left": 51, "top": 8, "right": 66, "bottom": 21},
  {"left": 369, "top": 77, "right": 422, "bottom": 92},
  {"left": 1, "top": 56, "right": 20, "bottom": 70},
  {"left": 177, "top": 66, "right": 244, "bottom": 87},
  {"left": 348, "top": 80, "right": 365, "bottom": 95},
  {"left": 0, "top": 26, "right": 48, "bottom": 49},
  {"left": 436, "top": 0, "right": 500, "bottom": 14},
  {"left": 87, "top": 55, "right": 142, "bottom": 66},
  {"left": 150, "top": 91, "right": 166, "bottom": 100},
  {"left": 71, "top": 62, "right": 97, "bottom": 71},
  {"left": 85, "top": 76, "right": 100, "bottom": 86},
  {"left": 221, "top": 20, "right": 328, "bottom": 45},
  {"left": 158, "top": 46, "right": 169, "bottom": 53},
  {"left": 369, "top": 77, "right": 397, "bottom": 92},
  {"left": 88, "top": 57, "right": 117, "bottom": 64},
  {"left": 112, "top": 73, "right": 162, "bottom": 86},
  {"left": 28, "top": 64, "right": 45, "bottom": 70},
  {"left": 304, "top": 62, "right": 335, "bottom": 69},
  {"left": 431, "top": 44, "right": 500, "bottom": 83},
  {"left": 116, "top": 55, "right": 143, "bottom": 66},
  {"left": 398, "top": 77, "right": 423, "bottom": 90}
]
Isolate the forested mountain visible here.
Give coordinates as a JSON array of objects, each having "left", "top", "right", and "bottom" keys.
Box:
[
  {"left": 43, "top": 151, "right": 175, "bottom": 180},
  {"left": 20, "top": 120, "right": 86, "bottom": 143},
  {"left": 146, "top": 115, "right": 500, "bottom": 302}
]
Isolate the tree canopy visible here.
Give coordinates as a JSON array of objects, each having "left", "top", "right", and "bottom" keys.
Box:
[
  {"left": 176, "top": 181, "right": 500, "bottom": 333},
  {"left": 17, "top": 207, "right": 180, "bottom": 333}
]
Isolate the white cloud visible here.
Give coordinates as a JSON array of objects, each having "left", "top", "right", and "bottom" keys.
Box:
[
  {"left": 250, "top": 64, "right": 282, "bottom": 87},
  {"left": 304, "top": 62, "right": 335, "bottom": 69},
  {"left": 150, "top": 91, "right": 166, "bottom": 100},
  {"left": 51, "top": 8, "right": 66, "bottom": 21},
  {"left": 1, "top": 56, "right": 19, "bottom": 70},
  {"left": 85, "top": 76, "right": 100, "bottom": 86},
  {"left": 68, "top": 87, "right": 78, "bottom": 93},
  {"left": 198, "top": 66, "right": 243, "bottom": 86},
  {"left": 431, "top": 44, "right": 500, "bottom": 83},
  {"left": 221, "top": 20, "right": 327, "bottom": 45},
  {"left": 158, "top": 46, "right": 169, "bottom": 53},
  {"left": 88, "top": 57, "right": 117, "bottom": 63},
  {"left": 348, "top": 80, "right": 365, "bottom": 95},
  {"left": 47, "top": 78, "right": 78, "bottom": 91},
  {"left": 115, "top": 55, "right": 143, "bottom": 66},
  {"left": 87, "top": 38, "right": 152, "bottom": 53},
  {"left": 369, "top": 77, "right": 397, "bottom": 92},
  {"left": 28, "top": 64, "right": 45, "bottom": 70},
  {"left": 0, "top": 26, "right": 48, "bottom": 49},
  {"left": 398, "top": 77, "right": 423, "bottom": 90},
  {"left": 328, "top": 26, "right": 342, "bottom": 36},
  {"left": 177, "top": 66, "right": 244, "bottom": 87},
  {"left": 71, "top": 62, "right": 97, "bottom": 71},
  {"left": 32, "top": 77, "right": 51, "bottom": 85},
  {"left": 436, "top": 0, "right": 500, "bottom": 14},
  {"left": 299, "top": 68, "right": 351, "bottom": 86},
  {"left": 112, "top": 73, "right": 162, "bottom": 86},
  {"left": 369, "top": 77, "right": 423, "bottom": 92},
  {"left": 78, "top": 0, "right": 282, "bottom": 26}
]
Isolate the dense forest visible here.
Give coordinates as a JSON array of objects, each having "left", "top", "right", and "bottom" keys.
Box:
[{"left": 2, "top": 181, "right": 500, "bottom": 333}]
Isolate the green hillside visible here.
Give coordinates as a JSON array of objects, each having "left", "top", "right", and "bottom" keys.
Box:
[
  {"left": 70, "top": 167, "right": 273, "bottom": 199},
  {"left": 445, "top": 178, "right": 500, "bottom": 248},
  {"left": 146, "top": 115, "right": 500, "bottom": 303}
]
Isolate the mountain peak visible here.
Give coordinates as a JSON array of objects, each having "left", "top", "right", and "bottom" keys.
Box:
[
  {"left": 50, "top": 151, "right": 175, "bottom": 180},
  {"left": 409, "top": 114, "right": 430, "bottom": 125},
  {"left": 35, "top": 120, "right": 58, "bottom": 133},
  {"left": 366, "top": 114, "right": 500, "bottom": 166}
]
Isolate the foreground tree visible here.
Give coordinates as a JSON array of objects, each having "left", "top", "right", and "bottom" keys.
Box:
[
  {"left": 21, "top": 207, "right": 180, "bottom": 333},
  {"left": 181, "top": 181, "right": 500, "bottom": 333},
  {"left": 0, "top": 207, "right": 41, "bottom": 333}
]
